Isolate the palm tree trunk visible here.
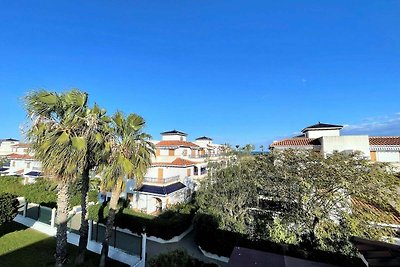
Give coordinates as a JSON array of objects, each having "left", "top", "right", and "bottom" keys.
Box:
[
  {"left": 55, "top": 181, "right": 70, "bottom": 267},
  {"left": 99, "top": 179, "right": 122, "bottom": 267},
  {"left": 75, "top": 167, "right": 90, "bottom": 265}
]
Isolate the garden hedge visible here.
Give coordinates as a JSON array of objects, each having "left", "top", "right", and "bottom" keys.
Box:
[
  {"left": 88, "top": 202, "right": 196, "bottom": 240},
  {"left": 148, "top": 249, "right": 218, "bottom": 267},
  {"left": 0, "top": 193, "right": 19, "bottom": 225},
  {"left": 0, "top": 176, "right": 97, "bottom": 208}
]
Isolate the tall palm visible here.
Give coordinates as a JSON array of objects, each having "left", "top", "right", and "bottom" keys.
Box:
[
  {"left": 99, "top": 111, "right": 154, "bottom": 267},
  {"left": 25, "top": 90, "right": 89, "bottom": 266},
  {"left": 75, "top": 104, "right": 111, "bottom": 265}
]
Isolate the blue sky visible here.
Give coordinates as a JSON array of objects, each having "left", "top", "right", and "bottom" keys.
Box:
[{"left": 1, "top": 1, "right": 399, "bottom": 147}]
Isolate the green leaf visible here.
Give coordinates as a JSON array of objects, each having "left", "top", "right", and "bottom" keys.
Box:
[
  {"left": 40, "top": 93, "right": 58, "bottom": 105},
  {"left": 71, "top": 137, "right": 87, "bottom": 151},
  {"left": 95, "top": 133, "right": 103, "bottom": 144},
  {"left": 57, "top": 131, "right": 70, "bottom": 144}
]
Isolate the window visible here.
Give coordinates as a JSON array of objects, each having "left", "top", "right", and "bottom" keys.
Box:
[{"left": 26, "top": 162, "right": 31, "bottom": 169}]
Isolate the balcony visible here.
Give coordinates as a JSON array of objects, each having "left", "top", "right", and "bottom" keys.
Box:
[
  {"left": 143, "top": 175, "right": 180, "bottom": 184},
  {"left": 189, "top": 153, "right": 224, "bottom": 159}
]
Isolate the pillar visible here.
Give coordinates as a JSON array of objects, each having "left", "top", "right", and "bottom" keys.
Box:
[
  {"left": 23, "top": 201, "right": 28, "bottom": 217},
  {"left": 141, "top": 230, "right": 147, "bottom": 261},
  {"left": 88, "top": 220, "right": 93, "bottom": 241},
  {"left": 51, "top": 208, "right": 56, "bottom": 228}
]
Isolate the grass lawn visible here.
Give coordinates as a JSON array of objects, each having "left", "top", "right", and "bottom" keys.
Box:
[{"left": 0, "top": 221, "right": 128, "bottom": 267}]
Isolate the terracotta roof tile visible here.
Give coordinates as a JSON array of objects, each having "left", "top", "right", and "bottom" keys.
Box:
[
  {"left": 7, "top": 153, "right": 34, "bottom": 160},
  {"left": 12, "top": 143, "right": 30, "bottom": 148},
  {"left": 156, "top": 140, "right": 199, "bottom": 148},
  {"left": 369, "top": 136, "right": 400, "bottom": 146},
  {"left": 270, "top": 138, "right": 320, "bottom": 147},
  {"left": 351, "top": 198, "right": 400, "bottom": 225},
  {"left": 152, "top": 158, "right": 196, "bottom": 167}
]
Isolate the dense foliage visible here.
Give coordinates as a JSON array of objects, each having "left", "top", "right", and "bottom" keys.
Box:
[
  {"left": 195, "top": 150, "right": 400, "bottom": 259},
  {"left": 148, "top": 249, "right": 218, "bottom": 267},
  {"left": 0, "top": 176, "right": 98, "bottom": 208},
  {"left": 88, "top": 202, "right": 196, "bottom": 240},
  {"left": 0, "top": 193, "right": 19, "bottom": 225}
]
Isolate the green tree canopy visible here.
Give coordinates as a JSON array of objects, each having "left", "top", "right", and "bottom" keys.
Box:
[{"left": 196, "top": 149, "right": 400, "bottom": 256}]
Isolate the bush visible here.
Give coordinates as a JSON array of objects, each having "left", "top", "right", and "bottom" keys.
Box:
[
  {"left": 0, "top": 176, "right": 98, "bottom": 208},
  {"left": 0, "top": 193, "right": 19, "bottom": 225},
  {"left": 89, "top": 202, "right": 196, "bottom": 240},
  {"left": 148, "top": 249, "right": 218, "bottom": 267}
]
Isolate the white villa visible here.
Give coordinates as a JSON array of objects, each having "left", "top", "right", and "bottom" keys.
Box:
[
  {"left": 126, "top": 130, "right": 226, "bottom": 214},
  {"left": 0, "top": 139, "right": 42, "bottom": 183},
  {"left": 270, "top": 122, "right": 400, "bottom": 167}
]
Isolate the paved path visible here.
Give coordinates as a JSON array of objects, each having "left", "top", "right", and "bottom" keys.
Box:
[{"left": 146, "top": 230, "right": 228, "bottom": 267}]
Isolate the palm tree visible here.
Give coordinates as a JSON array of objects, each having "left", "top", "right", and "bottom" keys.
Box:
[
  {"left": 259, "top": 144, "right": 264, "bottom": 152},
  {"left": 25, "top": 90, "right": 89, "bottom": 266},
  {"left": 99, "top": 111, "right": 154, "bottom": 267},
  {"left": 75, "top": 104, "right": 111, "bottom": 265}
]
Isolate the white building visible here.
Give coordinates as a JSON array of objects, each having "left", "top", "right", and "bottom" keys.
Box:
[
  {"left": 127, "top": 130, "right": 225, "bottom": 214},
  {"left": 270, "top": 122, "right": 400, "bottom": 167},
  {"left": 0, "top": 140, "right": 43, "bottom": 183},
  {"left": 0, "top": 138, "right": 19, "bottom": 156}
]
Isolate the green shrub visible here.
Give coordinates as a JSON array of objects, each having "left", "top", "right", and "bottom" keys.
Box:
[
  {"left": 89, "top": 202, "right": 196, "bottom": 240},
  {"left": 0, "top": 193, "right": 19, "bottom": 225},
  {"left": 0, "top": 176, "right": 98, "bottom": 208},
  {"left": 148, "top": 249, "right": 218, "bottom": 267}
]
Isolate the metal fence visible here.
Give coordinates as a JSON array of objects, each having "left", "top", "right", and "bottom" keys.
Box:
[
  {"left": 26, "top": 204, "right": 52, "bottom": 225},
  {"left": 91, "top": 222, "right": 142, "bottom": 256}
]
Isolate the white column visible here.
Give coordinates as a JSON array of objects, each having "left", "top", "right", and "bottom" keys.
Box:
[
  {"left": 51, "top": 208, "right": 56, "bottom": 228},
  {"left": 23, "top": 201, "right": 28, "bottom": 217},
  {"left": 88, "top": 220, "right": 93, "bottom": 242},
  {"left": 141, "top": 231, "right": 147, "bottom": 261}
]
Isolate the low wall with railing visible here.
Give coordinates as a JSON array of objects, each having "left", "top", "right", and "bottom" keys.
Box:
[{"left": 14, "top": 200, "right": 145, "bottom": 267}]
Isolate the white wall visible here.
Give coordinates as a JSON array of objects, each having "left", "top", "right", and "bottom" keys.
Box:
[
  {"left": 321, "top": 135, "right": 370, "bottom": 158},
  {"left": 146, "top": 166, "right": 190, "bottom": 179},
  {"left": 0, "top": 140, "right": 19, "bottom": 156},
  {"left": 305, "top": 129, "right": 340, "bottom": 138},
  {"left": 161, "top": 135, "right": 187, "bottom": 141},
  {"left": 9, "top": 159, "right": 42, "bottom": 174},
  {"left": 376, "top": 151, "right": 400, "bottom": 163}
]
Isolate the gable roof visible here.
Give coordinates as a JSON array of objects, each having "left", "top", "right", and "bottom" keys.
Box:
[
  {"left": 351, "top": 198, "right": 400, "bottom": 225},
  {"left": 160, "top": 130, "right": 187, "bottom": 136},
  {"left": 301, "top": 123, "right": 343, "bottom": 133},
  {"left": 7, "top": 153, "right": 34, "bottom": 160},
  {"left": 270, "top": 138, "right": 320, "bottom": 148},
  {"left": 138, "top": 182, "right": 186, "bottom": 195},
  {"left": 369, "top": 136, "right": 400, "bottom": 146},
  {"left": 156, "top": 140, "right": 199, "bottom": 148},
  {"left": 196, "top": 136, "right": 213, "bottom": 141},
  {"left": 152, "top": 158, "right": 196, "bottom": 167}
]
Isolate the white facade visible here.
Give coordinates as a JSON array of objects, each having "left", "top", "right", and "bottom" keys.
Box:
[
  {"left": 0, "top": 139, "right": 19, "bottom": 156},
  {"left": 126, "top": 131, "right": 225, "bottom": 214},
  {"left": 321, "top": 135, "right": 370, "bottom": 159},
  {"left": 271, "top": 123, "right": 400, "bottom": 166},
  {"left": 376, "top": 151, "right": 400, "bottom": 163},
  {"left": 305, "top": 129, "right": 340, "bottom": 139}
]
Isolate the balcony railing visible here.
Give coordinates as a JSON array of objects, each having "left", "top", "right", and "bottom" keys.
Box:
[
  {"left": 189, "top": 154, "right": 224, "bottom": 159},
  {"left": 143, "top": 175, "right": 179, "bottom": 184}
]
